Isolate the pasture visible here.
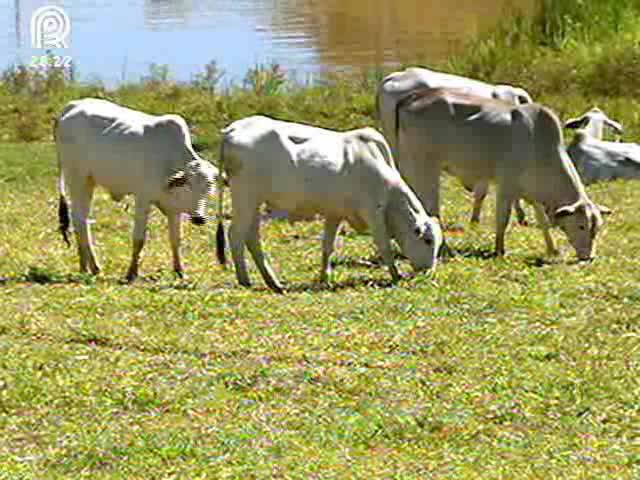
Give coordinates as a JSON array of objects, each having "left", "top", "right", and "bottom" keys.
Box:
[
  {"left": 2, "top": 0, "right": 640, "bottom": 474},
  {"left": 0, "top": 139, "right": 638, "bottom": 478}
]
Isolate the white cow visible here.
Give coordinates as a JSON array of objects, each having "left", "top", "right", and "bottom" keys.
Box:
[
  {"left": 226, "top": 116, "right": 396, "bottom": 221},
  {"left": 565, "top": 108, "right": 640, "bottom": 184},
  {"left": 215, "top": 115, "right": 443, "bottom": 293},
  {"left": 55, "top": 98, "right": 218, "bottom": 282},
  {"left": 394, "top": 87, "right": 604, "bottom": 260},
  {"left": 377, "top": 66, "right": 533, "bottom": 224}
]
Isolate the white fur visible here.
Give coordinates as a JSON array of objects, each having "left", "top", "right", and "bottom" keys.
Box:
[
  {"left": 565, "top": 108, "right": 640, "bottom": 184},
  {"left": 55, "top": 98, "right": 218, "bottom": 281},
  {"left": 395, "top": 88, "right": 603, "bottom": 260},
  {"left": 376, "top": 66, "right": 532, "bottom": 224},
  {"left": 218, "top": 115, "right": 442, "bottom": 292}
]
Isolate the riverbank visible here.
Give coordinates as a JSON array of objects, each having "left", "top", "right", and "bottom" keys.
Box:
[{"left": 3, "top": 0, "right": 640, "bottom": 145}]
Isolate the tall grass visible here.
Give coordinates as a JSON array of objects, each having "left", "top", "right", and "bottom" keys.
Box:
[
  {"left": 446, "top": 0, "right": 640, "bottom": 98},
  {"left": 538, "top": 0, "right": 640, "bottom": 47}
]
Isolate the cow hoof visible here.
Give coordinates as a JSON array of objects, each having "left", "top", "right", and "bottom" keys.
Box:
[
  {"left": 439, "top": 243, "right": 456, "bottom": 259},
  {"left": 389, "top": 268, "right": 401, "bottom": 283},
  {"left": 125, "top": 272, "right": 138, "bottom": 284},
  {"left": 268, "top": 283, "right": 285, "bottom": 294}
]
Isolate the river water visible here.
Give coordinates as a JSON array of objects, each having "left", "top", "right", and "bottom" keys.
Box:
[{"left": 1, "top": 0, "right": 537, "bottom": 86}]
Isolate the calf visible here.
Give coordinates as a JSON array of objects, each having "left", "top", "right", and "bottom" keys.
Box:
[
  {"left": 215, "top": 115, "right": 442, "bottom": 293},
  {"left": 55, "top": 98, "right": 218, "bottom": 281}
]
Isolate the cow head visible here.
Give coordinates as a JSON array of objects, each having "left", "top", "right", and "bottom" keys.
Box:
[
  {"left": 166, "top": 159, "right": 218, "bottom": 225},
  {"left": 493, "top": 85, "right": 533, "bottom": 105},
  {"left": 564, "top": 107, "right": 623, "bottom": 140},
  {"left": 552, "top": 200, "right": 603, "bottom": 260},
  {"left": 387, "top": 182, "right": 443, "bottom": 271}
]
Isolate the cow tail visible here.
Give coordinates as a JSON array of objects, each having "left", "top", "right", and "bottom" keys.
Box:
[
  {"left": 54, "top": 118, "right": 71, "bottom": 248},
  {"left": 215, "top": 136, "right": 227, "bottom": 266}
]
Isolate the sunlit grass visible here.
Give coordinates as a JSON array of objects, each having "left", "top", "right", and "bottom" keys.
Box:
[
  {"left": 2, "top": 2, "right": 640, "bottom": 474},
  {"left": 1, "top": 141, "right": 639, "bottom": 478}
]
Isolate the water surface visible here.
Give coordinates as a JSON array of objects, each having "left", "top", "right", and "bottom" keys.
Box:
[{"left": 2, "top": 0, "right": 537, "bottom": 86}]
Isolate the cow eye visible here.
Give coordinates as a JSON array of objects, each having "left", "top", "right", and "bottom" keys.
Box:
[{"left": 414, "top": 226, "right": 421, "bottom": 236}]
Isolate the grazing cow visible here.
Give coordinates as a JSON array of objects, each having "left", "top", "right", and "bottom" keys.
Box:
[
  {"left": 394, "top": 87, "right": 604, "bottom": 260},
  {"left": 55, "top": 98, "right": 218, "bottom": 282},
  {"left": 377, "top": 66, "right": 533, "bottom": 224},
  {"left": 565, "top": 108, "right": 640, "bottom": 184},
  {"left": 215, "top": 115, "right": 443, "bottom": 293},
  {"left": 227, "top": 116, "right": 396, "bottom": 221}
]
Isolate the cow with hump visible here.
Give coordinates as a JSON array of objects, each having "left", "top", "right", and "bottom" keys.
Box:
[
  {"left": 55, "top": 98, "right": 218, "bottom": 282},
  {"left": 393, "top": 87, "right": 604, "bottom": 261},
  {"left": 377, "top": 66, "right": 533, "bottom": 224},
  {"left": 215, "top": 115, "right": 443, "bottom": 293}
]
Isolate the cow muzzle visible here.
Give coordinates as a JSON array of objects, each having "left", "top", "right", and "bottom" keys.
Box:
[{"left": 191, "top": 215, "right": 206, "bottom": 226}]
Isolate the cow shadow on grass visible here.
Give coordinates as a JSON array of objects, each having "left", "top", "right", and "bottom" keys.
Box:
[
  {"left": 523, "top": 256, "right": 555, "bottom": 267},
  {"left": 285, "top": 276, "right": 398, "bottom": 293},
  {"left": 0, "top": 266, "right": 95, "bottom": 286},
  {"left": 452, "top": 246, "right": 559, "bottom": 266},
  {"left": 281, "top": 253, "right": 420, "bottom": 293},
  {"left": 451, "top": 245, "right": 497, "bottom": 260},
  {"left": 331, "top": 252, "right": 408, "bottom": 269}
]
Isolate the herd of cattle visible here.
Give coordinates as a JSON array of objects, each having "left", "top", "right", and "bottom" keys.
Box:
[{"left": 52, "top": 66, "right": 640, "bottom": 292}]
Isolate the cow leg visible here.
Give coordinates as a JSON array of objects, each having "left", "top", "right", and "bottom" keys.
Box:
[
  {"left": 495, "top": 187, "right": 515, "bottom": 256},
  {"left": 320, "top": 217, "right": 341, "bottom": 284},
  {"left": 125, "top": 199, "right": 151, "bottom": 283},
  {"left": 533, "top": 203, "right": 558, "bottom": 256},
  {"left": 229, "top": 199, "right": 258, "bottom": 289},
  {"left": 470, "top": 181, "right": 488, "bottom": 224},
  {"left": 244, "top": 214, "right": 283, "bottom": 293},
  {"left": 167, "top": 212, "right": 183, "bottom": 278},
  {"left": 367, "top": 206, "right": 400, "bottom": 282},
  {"left": 69, "top": 178, "right": 100, "bottom": 275}
]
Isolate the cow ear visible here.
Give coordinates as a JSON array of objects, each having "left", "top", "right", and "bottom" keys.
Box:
[
  {"left": 595, "top": 203, "right": 613, "bottom": 215},
  {"left": 554, "top": 202, "right": 582, "bottom": 219},
  {"left": 167, "top": 170, "right": 187, "bottom": 190},
  {"left": 604, "top": 118, "right": 624, "bottom": 135},
  {"left": 564, "top": 116, "right": 588, "bottom": 130},
  {"left": 515, "top": 88, "right": 532, "bottom": 104}
]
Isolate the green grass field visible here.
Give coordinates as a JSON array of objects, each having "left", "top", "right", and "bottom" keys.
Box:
[
  {"left": 1, "top": 137, "right": 639, "bottom": 478},
  {"left": 2, "top": 1, "right": 640, "bottom": 476}
]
